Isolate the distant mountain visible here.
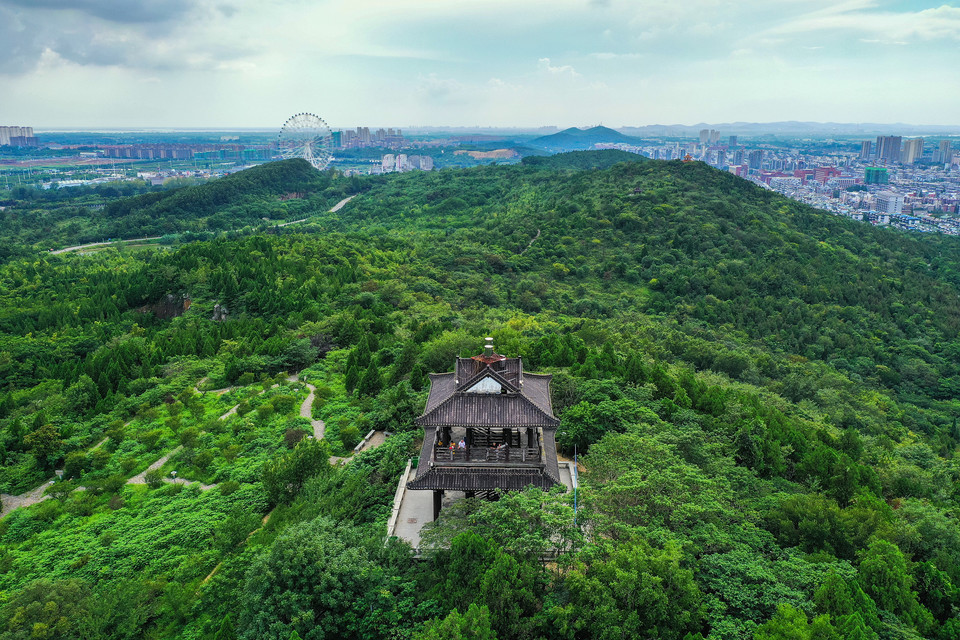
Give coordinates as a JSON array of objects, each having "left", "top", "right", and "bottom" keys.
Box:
[
  {"left": 619, "top": 121, "right": 960, "bottom": 137},
  {"left": 529, "top": 126, "right": 639, "bottom": 150}
]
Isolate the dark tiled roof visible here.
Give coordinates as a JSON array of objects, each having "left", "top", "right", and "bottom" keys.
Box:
[
  {"left": 418, "top": 355, "right": 559, "bottom": 428},
  {"left": 424, "top": 374, "right": 455, "bottom": 413},
  {"left": 520, "top": 374, "right": 554, "bottom": 417},
  {"left": 417, "top": 393, "right": 559, "bottom": 428},
  {"left": 407, "top": 466, "right": 559, "bottom": 491}
]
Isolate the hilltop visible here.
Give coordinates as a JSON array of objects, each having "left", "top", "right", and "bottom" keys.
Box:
[
  {"left": 528, "top": 125, "right": 638, "bottom": 150},
  {"left": 0, "top": 151, "right": 959, "bottom": 639}
]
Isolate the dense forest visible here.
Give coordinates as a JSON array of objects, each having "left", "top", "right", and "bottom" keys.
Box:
[{"left": 0, "top": 152, "right": 959, "bottom": 639}]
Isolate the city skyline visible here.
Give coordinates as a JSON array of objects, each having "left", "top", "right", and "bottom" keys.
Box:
[{"left": 2, "top": 0, "right": 960, "bottom": 128}]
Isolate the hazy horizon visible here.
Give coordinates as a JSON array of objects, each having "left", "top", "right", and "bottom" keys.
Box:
[{"left": 3, "top": 0, "right": 960, "bottom": 129}]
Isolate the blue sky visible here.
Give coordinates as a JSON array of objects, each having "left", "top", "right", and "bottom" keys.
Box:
[{"left": 2, "top": 0, "right": 958, "bottom": 128}]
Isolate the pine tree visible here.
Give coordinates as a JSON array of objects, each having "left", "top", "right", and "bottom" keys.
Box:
[
  {"left": 345, "top": 361, "right": 360, "bottom": 394},
  {"left": 356, "top": 339, "right": 371, "bottom": 368},
  {"left": 213, "top": 614, "right": 236, "bottom": 640},
  {"left": 358, "top": 360, "right": 382, "bottom": 397}
]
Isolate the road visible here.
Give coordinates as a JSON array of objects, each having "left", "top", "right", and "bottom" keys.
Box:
[
  {"left": 276, "top": 195, "right": 356, "bottom": 227},
  {"left": 51, "top": 236, "right": 163, "bottom": 255}
]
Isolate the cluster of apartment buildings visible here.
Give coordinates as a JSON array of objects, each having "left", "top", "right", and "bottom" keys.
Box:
[
  {"left": 0, "top": 126, "right": 38, "bottom": 147},
  {"left": 377, "top": 154, "right": 434, "bottom": 173},
  {"left": 333, "top": 127, "right": 405, "bottom": 149},
  {"left": 860, "top": 136, "right": 953, "bottom": 165},
  {"left": 91, "top": 144, "right": 272, "bottom": 162}
]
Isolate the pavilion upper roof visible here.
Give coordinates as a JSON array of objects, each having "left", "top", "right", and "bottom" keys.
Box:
[{"left": 416, "top": 347, "right": 559, "bottom": 429}]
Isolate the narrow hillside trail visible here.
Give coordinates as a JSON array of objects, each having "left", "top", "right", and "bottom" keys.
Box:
[
  {"left": 1, "top": 480, "right": 56, "bottom": 517},
  {"left": 276, "top": 195, "right": 356, "bottom": 228},
  {"left": 519, "top": 228, "right": 541, "bottom": 255},
  {"left": 219, "top": 404, "right": 241, "bottom": 421},
  {"left": 2, "top": 443, "right": 214, "bottom": 518},
  {"left": 288, "top": 374, "right": 326, "bottom": 439},
  {"left": 3, "top": 433, "right": 115, "bottom": 516},
  {"left": 126, "top": 445, "right": 216, "bottom": 490},
  {"left": 127, "top": 446, "right": 184, "bottom": 485}
]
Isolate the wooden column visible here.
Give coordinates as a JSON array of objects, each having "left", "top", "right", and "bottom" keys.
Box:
[{"left": 433, "top": 490, "right": 443, "bottom": 521}]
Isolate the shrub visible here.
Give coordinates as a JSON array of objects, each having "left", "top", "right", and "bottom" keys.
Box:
[
  {"left": 219, "top": 480, "right": 240, "bottom": 496},
  {"left": 340, "top": 426, "right": 362, "bottom": 450},
  {"left": 284, "top": 428, "right": 308, "bottom": 449},
  {"left": 144, "top": 469, "right": 164, "bottom": 489}
]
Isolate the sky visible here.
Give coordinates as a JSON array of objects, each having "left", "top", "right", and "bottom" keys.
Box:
[{"left": 2, "top": 0, "right": 959, "bottom": 129}]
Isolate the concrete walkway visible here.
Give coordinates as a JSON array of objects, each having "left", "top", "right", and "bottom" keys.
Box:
[{"left": 391, "top": 466, "right": 435, "bottom": 549}]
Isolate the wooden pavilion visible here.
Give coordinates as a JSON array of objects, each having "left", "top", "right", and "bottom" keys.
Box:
[{"left": 407, "top": 339, "right": 562, "bottom": 519}]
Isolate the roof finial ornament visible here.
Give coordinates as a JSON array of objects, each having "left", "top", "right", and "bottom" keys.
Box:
[{"left": 484, "top": 338, "right": 494, "bottom": 357}]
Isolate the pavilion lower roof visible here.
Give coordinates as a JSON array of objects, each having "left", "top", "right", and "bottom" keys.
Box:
[{"left": 406, "top": 466, "right": 560, "bottom": 491}]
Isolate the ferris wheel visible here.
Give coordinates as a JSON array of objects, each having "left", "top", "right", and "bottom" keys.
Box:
[{"left": 277, "top": 112, "right": 333, "bottom": 171}]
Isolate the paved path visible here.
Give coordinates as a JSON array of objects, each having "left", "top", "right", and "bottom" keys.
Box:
[
  {"left": 392, "top": 466, "right": 434, "bottom": 548},
  {"left": 127, "top": 446, "right": 184, "bottom": 484},
  {"left": 1, "top": 480, "right": 56, "bottom": 517},
  {"left": 276, "top": 195, "right": 356, "bottom": 228},
  {"left": 219, "top": 404, "right": 240, "bottom": 420},
  {"left": 358, "top": 431, "right": 386, "bottom": 452},
  {"left": 300, "top": 382, "right": 326, "bottom": 439},
  {"left": 51, "top": 236, "right": 163, "bottom": 255}
]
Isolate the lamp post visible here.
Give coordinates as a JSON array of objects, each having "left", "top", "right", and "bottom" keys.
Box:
[{"left": 573, "top": 443, "right": 578, "bottom": 527}]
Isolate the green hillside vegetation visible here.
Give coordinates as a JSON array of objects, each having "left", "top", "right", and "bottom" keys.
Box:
[{"left": 0, "top": 151, "right": 958, "bottom": 639}]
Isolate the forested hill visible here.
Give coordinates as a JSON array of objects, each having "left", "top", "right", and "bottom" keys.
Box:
[
  {"left": 0, "top": 159, "right": 349, "bottom": 249},
  {"left": 1, "top": 151, "right": 959, "bottom": 640}
]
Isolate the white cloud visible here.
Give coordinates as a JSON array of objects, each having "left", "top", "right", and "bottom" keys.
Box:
[{"left": 538, "top": 57, "right": 580, "bottom": 77}]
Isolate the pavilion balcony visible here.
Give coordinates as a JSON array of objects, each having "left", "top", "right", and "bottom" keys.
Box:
[{"left": 430, "top": 428, "right": 544, "bottom": 465}]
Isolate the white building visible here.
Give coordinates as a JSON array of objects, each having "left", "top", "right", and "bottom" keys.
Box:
[{"left": 875, "top": 191, "right": 905, "bottom": 215}]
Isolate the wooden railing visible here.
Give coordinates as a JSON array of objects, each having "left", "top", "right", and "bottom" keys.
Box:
[{"left": 433, "top": 445, "right": 541, "bottom": 463}]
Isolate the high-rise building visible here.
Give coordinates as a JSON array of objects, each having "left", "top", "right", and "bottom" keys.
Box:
[
  {"left": 709, "top": 129, "right": 720, "bottom": 144},
  {"left": 860, "top": 140, "right": 872, "bottom": 160},
  {"left": 936, "top": 140, "right": 952, "bottom": 163},
  {"left": 699, "top": 129, "right": 710, "bottom": 145},
  {"left": 381, "top": 154, "right": 395, "bottom": 173},
  {"left": 747, "top": 149, "right": 763, "bottom": 170},
  {"left": 864, "top": 167, "right": 888, "bottom": 184},
  {"left": 0, "top": 126, "right": 37, "bottom": 146},
  {"left": 728, "top": 135, "right": 737, "bottom": 147},
  {"left": 876, "top": 136, "right": 902, "bottom": 163},
  {"left": 900, "top": 138, "right": 923, "bottom": 164}
]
